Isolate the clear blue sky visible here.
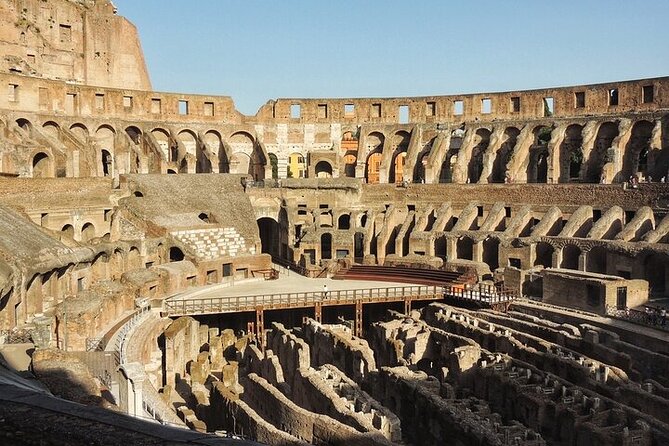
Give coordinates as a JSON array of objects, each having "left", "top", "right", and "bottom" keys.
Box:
[{"left": 113, "top": 0, "right": 669, "bottom": 116}]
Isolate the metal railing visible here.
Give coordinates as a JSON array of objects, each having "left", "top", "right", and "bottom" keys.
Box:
[
  {"left": 605, "top": 305, "right": 669, "bottom": 331},
  {"left": 164, "top": 285, "right": 444, "bottom": 316},
  {"left": 117, "top": 305, "right": 151, "bottom": 365}
]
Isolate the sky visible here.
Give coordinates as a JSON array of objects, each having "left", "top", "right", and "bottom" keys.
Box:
[{"left": 113, "top": 0, "right": 669, "bottom": 116}]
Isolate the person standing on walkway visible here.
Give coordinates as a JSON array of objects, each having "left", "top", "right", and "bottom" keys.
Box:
[{"left": 323, "top": 284, "right": 329, "bottom": 300}]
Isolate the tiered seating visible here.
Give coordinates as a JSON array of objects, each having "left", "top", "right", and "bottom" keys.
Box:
[{"left": 333, "top": 265, "right": 465, "bottom": 287}]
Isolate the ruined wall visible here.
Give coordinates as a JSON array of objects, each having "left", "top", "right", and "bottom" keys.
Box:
[{"left": 0, "top": 0, "right": 151, "bottom": 90}]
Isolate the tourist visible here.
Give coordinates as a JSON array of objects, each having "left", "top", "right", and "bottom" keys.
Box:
[{"left": 323, "top": 284, "right": 329, "bottom": 299}]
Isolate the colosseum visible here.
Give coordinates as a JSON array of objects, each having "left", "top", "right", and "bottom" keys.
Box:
[{"left": 1, "top": 1, "right": 668, "bottom": 445}]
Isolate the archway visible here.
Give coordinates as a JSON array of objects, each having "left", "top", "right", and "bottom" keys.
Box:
[
  {"left": 586, "top": 122, "right": 619, "bottom": 182},
  {"left": 229, "top": 152, "right": 251, "bottom": 175},
  {"left": 269, "top": 153, "right": 278, "bottom": 179},
  {"left": 257, "top": 217, "right": 280, "bottom": 257},
  {"left": 439, "top": 153, "right": 458, "bottom": 183},
  {"left": 435, "top": 236, "right": 447, "bottom": 260},
  {"left": 101, "top": 149, "right": 112, "bottom": 177},
  {"left": 456, "top": 237, "right": 473, "bottom": 260},
  {"left": 125, "top": 126, "right": 142, "bottom": 145},
  {"left": 389, "top": 131, "right": 410, "bottom": 183},
  {"left": 288, "top": 152, "right": 306, "bottom": 178},
  {"left": 169, "top": 247, "right": 185, "bottom": 262},
  {"left": 61, "top": 224, "right": 74, "bottom": 239},
  {"left": 623, "top": 121, "right": 654, "bottom": 179},
  {"left": 644, "top": 254, "right": 667, "bottom": 296},
  {"left": 354, "top": 232, "right": 365, "bottom": 261},
  {"left": 338, "top": 214, "right": 351, "bottom": 230},
  {"left": 315, "top": 161, "right": 333, "bottom": 178},
  {"left": 560, "top": 245, "right": 581, "bottom": 270},
  {"left": 534, "top": 242, "right": 554, "bottom": 268},
  {"left": 560, "top": 124, "right": 584, "bottom": 182},
  {"left": 321, "top": 233, "right": 333, "bottom": 260},
  {"left": 586, "top": 246, "right": 607, "bottom": 274},
  {"left": 366, "top": 152, "right": 382, "bottom": 184},
  {"left": 482, "top": 238, "right": 499, "bottom": 270},
  {"left": 81, "top": 223, "right": 96, "bottom": 242},
  {"left": 343, "top": 153, "right": 357, "bottom": 178},
  {"left": 468, "top": 129, "right": 490, "bottom": 183},
  {"left": 32, "top": 152, "right": 52, "bottom": 178},
  {"left": 490, "top": 127, "right": 519, "bottom": 183}
]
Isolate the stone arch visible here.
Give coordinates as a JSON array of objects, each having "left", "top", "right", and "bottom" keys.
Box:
[
  {"left": 343, "top": 153, "right": 357, "bottom": 178},
  {"left": 128, "top": 247, "right": 141, "bottom": 269},
  {"left": 229, "top": 131, "right": 255, "bottom": 155},
  {"left": 534, "top": 242, "right": 554, "bottom": 268},
  {"left": 439, "top": 153, "right": 458, "bottom": 183},
  {"left": 315, "top": 160, "right": 333, "bottom": 178},
  {"left": 560, "top": 244, "right": 581, "bottom": 270},
  {"left": 169, "top": 247, "right": 185, "bottom": 262},
  {"left": 32, "top": 152, "right": 53, "bottom": 178},
  {"left": 288, "top": 152, "right": 306, "bottom": 178},
  {"left": 69, "top": 123, "right": 89, "bottom": 142},
  {"left": 229, "top": 152, "right": 251, "bottom": 175},
  {"left": 413, "top": 136, "right": 436, "bottom": 183},
  {"left": 389, "top": 131, "right": 410, "bottom": 183},
  {"left": 42, "top": 121, "right": 60, "bottom": 139},
  {"left": 203, "top": 130, "right": 227, "bottom": 173},
  {"left": 81, "top": 222, "right": 96, "bottom": 242},
  {"left": 468, "top": 128, "right": 490, "bottom": 183},
  {"left": 482, "top": 237, "right": 499, "bottom": 270},
  {"left": 364, "top": 132, "right": 384, "bottom": 159},
  {"left": 366, "top": 151, "right": 382, "bottom": 184},
  {"left": 61, "top": 224, "right": 74, "bottom": 239},
  {"left": 586, "top": 246, "right": 607, "bottom": 274},
  {"left": 177, "top": 129, "right": 198, "bottom": 156},
  {"left": 151, "top": 127, "right": 173, "bottom": 161},
  {"left": 125, "top": 126, "right": 142, "bottom": 145},
  {"left": 586, "top": 122, "right": 619, "bottom": 182},
  {"left": 623, "top": 120, "right": 654, "bottom": 179},
  {"left": 527, "top": 126, "right": 552, "bottom": 183},
  {"left": 338, "top": 214, "right": 351, "bottom": 230},
  {"left": 456, "top": 237, "right": 474, "bottom": 260},
  {"left": 559, "top": 124, "right": 584, "bottom": 182},
  {"left": 490, "top": 127, "right": 519, "bottom": 183},
  {"left": 16, "top": 118, "right": 32, "bottom": 132},
  {"left": 321, "top": 233, "right": 333, "bottom": 260}
]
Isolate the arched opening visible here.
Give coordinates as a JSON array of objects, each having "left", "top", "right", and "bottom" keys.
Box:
[
  {"left": 101, "top": 149, "right": 112, "bottom": 177},
  {"left": 586, "top": 246, "right": 607, "bottom": 274},
  {"left": 125, "top": 126, "right": 142, "bottom": 145},
  {"left": 535, "top": 152, "right": 549, "bottom": 183},
  {"left": 482, "top": 238, "right": 499, "bottom": 270},
  {"left": 490, "top": 127, "right": 519, "bottom": 183},
  {"left": 439, "top": 153, "right": 458, "bottom": 183},
  {"left": 81, "top": 223, "right": 96, "bottom": 242},
  {"left": 338, "top": 214, "right": 351, "bottom": 230},
  {"left": 587, "top": 122, "right": 619, "bottom": 182},
  {"left": 389, "top": 131, "right": 410, "bottom": 183},
  {"left": 468, "top": 129, "right": 490, "bottom": 183},
  {"left": 528, "top": 126, "right": 552, "bottom": 183},
  {"left": 534, "top": 242, "right": 554, "bottom": 268},
  {"left": 32, "top": 152, "right": 52, "bottom": 178},
  {"left": 167, "top": 169, "right": 177, "bottom": 174},
  {"left": 456, "top": 237, "right": 473, "bottom": 260},
  {"left": 198, "top": 212, "right": 210, "bottom": 223},
  {"left": 257, "top": 217, "right": 280, "bottom": 257},
  {"left": 644, "top": 254, "right": 667, "bottom": 296},
  {"left": 269, "top": 153, "right": 278, "bottom": 179},
  {"left": 151, "top": 128, "right": 173, "bottom": 161},
  {"left": 69, "top": 123, "right": 89, "bottom": 142},
  {"left": 196, "top": 143, "right": 212, "bottom": 174},
  {"left": 204, "top": 130, "right": 226, "bottom": 173},
  {"left": 321, "top": 233, "right": 332, "bottom": 260},
  {"left": 359, "top": 213, "right": 368, "bottom": 228},
  {"left": 366, "top": 152, "right": 382, "bottom": 184},
  {"left": 343, "top": 153, "right": 357, "bottom": 178},
  {"left": 16, "top": 118, "right": 32, "bottom": 132},
  {"left": 169, "top": 247, "right": 185, "bottom": 262},
  {"left": 288, "top": 152, "right": 306, "bottom": 178},
  {"left": 624, "top": 120, "right": 654, "bottom": 179},
  {"left": 133, "top": 190, "right": 144, "bottom": 198},
  {"left": 435, "top": 235, "right": 447, "bottom": 260},
  {"left": 128, "top": 247, "right": 141, "bottom": 269},
  {"left": 315, "top": 161, "right": 333, "bottom": 178},
  {"left": 354, "top": 232, "right": 365, "bottom": 261},
  {"left": 560, "top": 124, "right": 584, "bottom": 182},
  {"left": 61, "top": 224, "right": 74, "bottom": 239},
  {"left": 560, "top": 245, "right": 581, "bottom": 270}
]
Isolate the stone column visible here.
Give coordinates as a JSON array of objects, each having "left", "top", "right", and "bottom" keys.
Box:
[{"left": 120, "top": 363, "right": 146, "bottom": 417}]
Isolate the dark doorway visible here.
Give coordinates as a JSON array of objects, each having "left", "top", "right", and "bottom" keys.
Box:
[{"left": 257, "top": 217, "right": 280, "bottom": 257}]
